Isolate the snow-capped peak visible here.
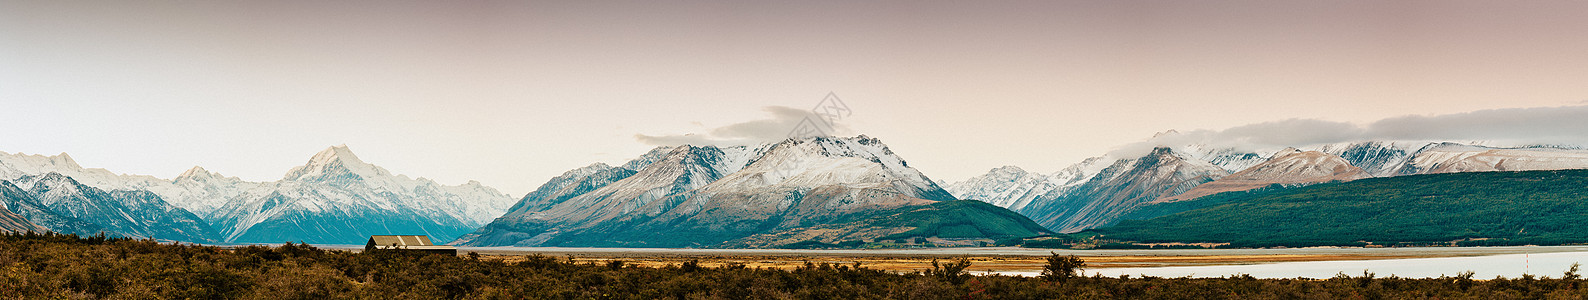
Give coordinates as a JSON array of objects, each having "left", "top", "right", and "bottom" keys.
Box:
[
  {"left": 711, "top": 135, "right": 952, "bottom": 201},
  {"left": 50, "top": 153, "right": 80, "bottom": 169},
  {"left": 308, "top": 144, "right": 367, "bottom": 168},
  {"left": 946, "top": 165, "right": 1054, "bottom": 210},
  {"left": 283, "top": 145, "right": 391, "bottom": 182},
  {"left": 573, "top": 162, "right": 615, "bottom": 174},
  {"left": 990, "top": 165, "right": 1028, "bottom": 176},
  {"left": 24, "top": 173, "right": 85, "bottom": 205},
  {"left": 176, "top": 166, "right": 220, "bottom": 180},
  {"left": 1273, "top": 147, "right": 1303, "bottom": 157},
  {"left": 0, "top": 151, "right": 87, "bottom": 179}
]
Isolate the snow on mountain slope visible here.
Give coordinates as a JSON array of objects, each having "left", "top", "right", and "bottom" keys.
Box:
[
  {"left": 946, "top": 166, "right": 1058, "bottom": 210},
  {"left": 1158, "top": 148, "right": 1370, "bottom": 202},
  {"left": 2, "top": 145, "right": 517, "bottom": 245},
  {"left": 454, "top": 144, "right": 750, "bottom": 247},
  {"left": 629, "top": 136, "right": 953, "bottom": 239},
  {"left": 0, "top": 152, "right": 94, "bottom": 180},
  {"left": 10, "top": 173, "right": 217, "bottom": 242},
  {"left": 454, "top": 136, "right": 967, "bottom": 248},
  {"left": 0, "top": 180, "right": 105, "bottom": 236},
  {"left": 947, "top": 136, "right": 1267, "bottom": 227},
  {"left": 207, "top": 145, "right": 511, "bottom": 244},
  {"left": 1302, "top": 141, "right": 1588, "bottom": 177},
  {"left": 620, "top": 146, "right": 678, "bottom": 171},
  {"left": 0, "top": 151, "right": 255, "bottom": 216},
  {"left": 495, "top": 143, "right": 752, "bottom": 219},
  {"left": 701, "top": 136, "right": 949, "bottom": 200},
  {"left": 167, "top": 167, "right": 266, "bottom": 216},
  {"left": 1019, "top": 147, "right": 1229, "bottom": 233},
  {"left": 2, "top": 147, "right": 514, "bottom": 228},
  {"left": 1391, "top": 143, "right": 1588, "bottom": 175},
  {"left": 947, "top": 155, "right": 1133, "bottom": 213},
  {"left": 1310, "top": 141, "right": 1424, "bottom": 177},
  {"left": 950, "top": 134, "right": 1588, "bottom": 235},
  {"left": 501, "top": 163, "right": 635, "bottom": 217},
  {"left": 0, "top": 189, "right": 47, "bottom": 233},
  {"left": 1221, "top": 148, "right": 1369, "bottom": 183},
  {"left": 1175, "top": 144, "right": 1269, "bottom": 173}
]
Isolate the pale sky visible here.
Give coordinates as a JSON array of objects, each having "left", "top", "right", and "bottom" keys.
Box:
[{"left": 4, "top": 1, "right": 1588, "bottom": 195}]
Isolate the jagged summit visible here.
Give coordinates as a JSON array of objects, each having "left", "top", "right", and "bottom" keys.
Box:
[
  {"left": 282, "top": 145, "right": 391, "bottom": 182},
  {"left": 1272, "top": 147, "right": 1303, "bottom": 157},
  {"left": 304, "top": 145, "right": 374, "bottom": 170},
  {"left": 6, "top": 172, "right": 219, "bottom": 242},
  {"left": 174, "top": 166, "right": 234, "bottom": 183},
  {"left": 946, "top": 165, "right": 1056, "bottom": 210},
  {"left": 0, "top": 152, "right": 85, "bottom": 177},
  {"left": 577, "top": 162, "right": 613, "bottom": 171},
  {"left": 2, "top": 146, "right": 515, "bottom": 244},
  {"left": 28, "top": 173, "right": 85, "bottom": 204},
  {"left": 177, "top": 166, "right": 211, "bottom": 178},
  {"left": 1015, "top": 146, "right": 1230, "bottom": 233},
  {"left": 991, "top": 165, "right": 1027, "bottom": 174},
  {"left": 1158, "top": 150, "right": 1369, "bottom": 203},
  {"left": 452, "top": 135, "right": 982, "bottom": 248},
  {"left": 1395, "top": 142, "right": 1588, "bottom": 175},
  {"left": 308, "top": 144, "right": 362, "bottom": 166},
  {"left": 52, "top": 153, "right": 78, "bottom": 168},
  {"left": 205, "top": 144, "right": 516, "bottom": 244}
]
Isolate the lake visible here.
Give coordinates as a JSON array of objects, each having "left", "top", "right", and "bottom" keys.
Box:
[{"left": 1083, "top": 250, "right": 1588, "bottom": 279}]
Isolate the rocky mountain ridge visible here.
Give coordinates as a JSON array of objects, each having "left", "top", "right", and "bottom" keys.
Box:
[
  {"left": 949, "top": 138, "right": 1588, "bottom": 233},
  {"left": 0, "top": 146, "right": 514, "bottom": 244},
  {"left": 453, "top": 136, "right": 1044, "bottom": 248}
]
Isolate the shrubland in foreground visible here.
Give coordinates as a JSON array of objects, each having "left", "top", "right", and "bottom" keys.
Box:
[{"left": 2, "top": 233, "right": 1586, "bottom": 299}]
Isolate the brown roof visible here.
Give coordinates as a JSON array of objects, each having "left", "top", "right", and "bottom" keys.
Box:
[{"left": 366, "top": 235, "right": 459, "bottom": 251}]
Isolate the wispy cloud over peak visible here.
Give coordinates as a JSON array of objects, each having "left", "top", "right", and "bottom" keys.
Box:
[{"left": 635, "top": 106, "right": 852, "bottom": 147}]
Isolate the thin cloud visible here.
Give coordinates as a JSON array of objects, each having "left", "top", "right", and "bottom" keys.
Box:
[
  {"left": 1111, "top": 105, "right": 1588, "bottom": 157},
  {"left": 1366, "top": 105, "right": 1588, "bottom": 144},
  {"left": 635, "top": 106, "right": 851, "bottom": 147}
]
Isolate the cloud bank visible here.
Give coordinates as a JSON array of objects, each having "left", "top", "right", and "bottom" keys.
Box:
[
  {"left": 1113, "top": 105, "right": 1588, "bottom": 157},
  {"left": 635, "top": 106, "right": 852, "bottom": 147}
]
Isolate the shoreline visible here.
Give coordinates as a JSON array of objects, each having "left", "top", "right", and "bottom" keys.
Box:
[{"left": 442, "top": 245, "right": 1588, "bottom": 274}]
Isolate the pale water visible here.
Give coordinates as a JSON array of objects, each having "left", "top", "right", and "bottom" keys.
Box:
[
  {"left": 1081, "top": 251, "right": 1588, "bottom": 279},
  {"left": 975, "top": 250, "right": 1588, "bottom": 279}
]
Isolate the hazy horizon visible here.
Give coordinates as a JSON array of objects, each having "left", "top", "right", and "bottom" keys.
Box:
[{"left": 5, "top": 1, "right": 1588, "bottom": 195}]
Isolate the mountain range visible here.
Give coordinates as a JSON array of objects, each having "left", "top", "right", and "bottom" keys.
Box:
[
  {"left": 948, "top": 135, "right": 1588, "bottom": 233},
  {"left": 0, "top": 146, "right": 514, "bottom": 244},
  {"left": 6, "top": 131, "right": 1588, "bottom": 247},
  {"left": 0, "top": 173, "right": 214, "bottom": 241},
  {"left": 453, "top": 136, "right": 1047, "bottom": 248}
]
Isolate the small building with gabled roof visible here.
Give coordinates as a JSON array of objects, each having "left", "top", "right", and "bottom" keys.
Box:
[{"left": 365, "top": 235, "right": 457, "bottom": 255}]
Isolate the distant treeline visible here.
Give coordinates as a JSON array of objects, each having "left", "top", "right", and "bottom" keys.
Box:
[
  {"left": 1081, "top": 170, "right": 1588, "bottom": 248},
  {"left": 4, "top": 233, "right": 1588, "bottom": 299}
]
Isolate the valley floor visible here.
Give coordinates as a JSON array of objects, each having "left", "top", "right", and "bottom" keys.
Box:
[{"left": 448, "top": 245, "right": 1588, "bottom": 274}]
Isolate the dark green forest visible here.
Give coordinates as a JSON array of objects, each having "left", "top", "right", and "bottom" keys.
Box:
[
  {"left": 5, "top": 233, "right": 1588, "bottom": 299},
  {"left": 1093, "top": 170, "right": 1588, "bottom": 248}
]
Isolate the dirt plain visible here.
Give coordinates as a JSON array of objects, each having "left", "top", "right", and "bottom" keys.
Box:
[{"left": 475, "top": 251, "right": 1440, "bottom": 274}]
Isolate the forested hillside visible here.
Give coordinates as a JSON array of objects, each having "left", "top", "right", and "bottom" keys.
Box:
[{"left": 1093, "top": 170, "right": 1588, "bottom": 247}]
